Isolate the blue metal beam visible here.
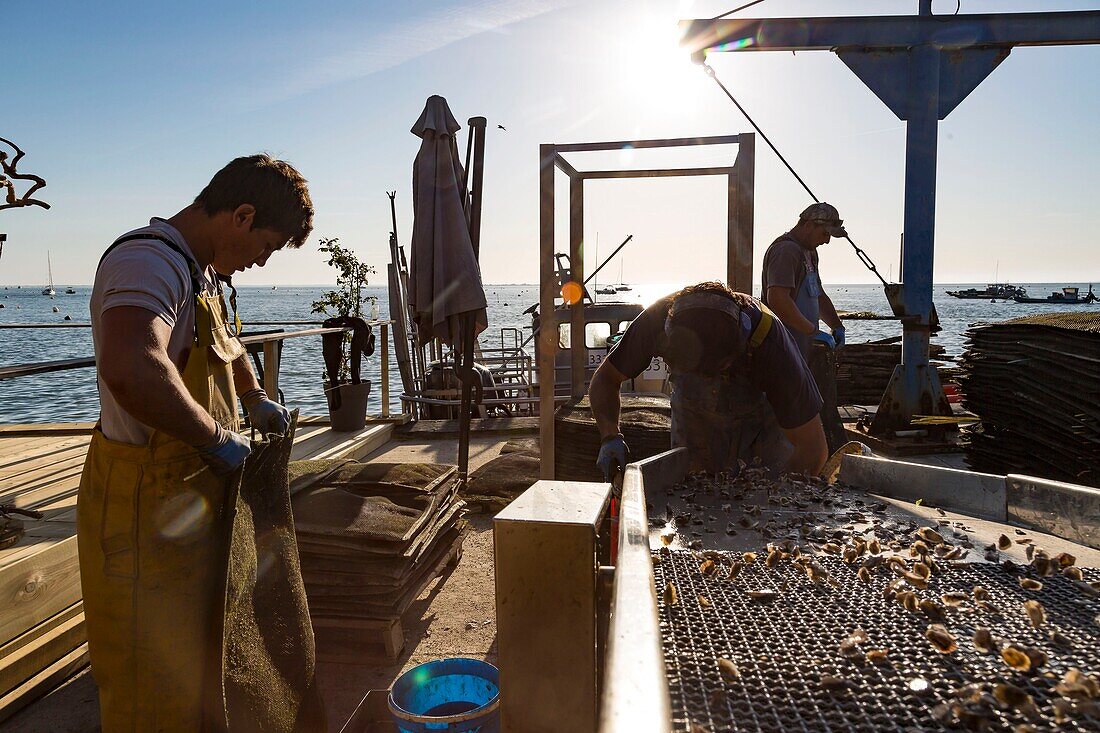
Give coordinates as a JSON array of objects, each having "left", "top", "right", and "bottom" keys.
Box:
[
  {"left": 680, "top": 11, "right": 1100, "bottom": 56},
  {"left": 682, "top": 7, "right": 1100, "bottom": 435}
]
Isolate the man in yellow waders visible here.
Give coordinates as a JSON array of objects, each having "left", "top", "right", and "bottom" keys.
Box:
[{"left": 78, "top": 155, "right": 314, "bottom": 731}]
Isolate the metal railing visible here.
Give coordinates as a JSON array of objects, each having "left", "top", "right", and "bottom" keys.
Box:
[
  {"left": 0, "top": 322, "right": 398, "bottom": 418},
  {"left": 598, "top": 448, "right": 685, "bottom": 732}
]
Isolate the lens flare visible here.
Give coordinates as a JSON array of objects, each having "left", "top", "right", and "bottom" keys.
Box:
[
  {"left": 713, "top": 36, "right": 755, "bottom": 52},
  {"left": 157, "top": 489, "right": 211, "bottom": 541},
  {"left": 561, "top": 281, "right": 583, "bottom": 305}
]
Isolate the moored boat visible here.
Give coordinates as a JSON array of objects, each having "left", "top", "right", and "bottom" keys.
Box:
[
  {"left": 945, "top": 283, "right": 1025, "bottom": 299},
  {"left": 1013, "top": 284, "right": 1097, "bottom": 304}
]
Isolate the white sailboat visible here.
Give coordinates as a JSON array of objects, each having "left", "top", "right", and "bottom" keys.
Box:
[
  {"left": 41, "top": 252, "right": 56, "bottom": 297},
  {"left": 594, "top": 232, "right": 616, "bottom": 296},
  {"left": 614, "top": 258, "right": 631, "bottom": 291}
]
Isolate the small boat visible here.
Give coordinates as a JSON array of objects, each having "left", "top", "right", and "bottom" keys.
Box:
[
  {"left": 946, "top": 283, "right": 1025, "bottom": 300},
  {"left": 41, "top": 252, "right": 55, "bottom": 297},
  {"left": 271, "top": 285, "right": 278, "bottom": 290},
  {"left": 615, "top": 284, "right": 632, "bottom": 292},
  {"left": 1013, "top": 285, "right": 1097, "bottom": 304},
  {"left": 65, "top": 287, "right": 76, "bottom": 294},
  {"left": 596, "top": 285, "right": 618, "bottom": 296}
]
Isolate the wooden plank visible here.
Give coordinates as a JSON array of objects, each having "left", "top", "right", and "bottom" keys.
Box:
[
  {"left": 310, "top": 425, "right": 393, "bottom": 462},
  {"left": 0, "top": 642, "right": 88, "bottom": 723},
  {"left": 0, "top": 437, "right": 86, "bottom": 470},
  {"left": 313, "top": 616, "right": 404, "bottom": 663},
  {"left": 0, "top": 536, "right": 82, "bottom": 648},
  {"left": 0, "top": 465, "right": 83, "bottom": 508},
  {"left": 0, "top": 441, "right": 88, "bottom": 482},
  {"left": 0, "top": 526, "right": 77, "bottom": 570},
  {"left": 0, "top": 424, "right": 94, "bottom": 437},
  {"left": 0, "top": 453, "right": 85, "bottom": 493},
  {"left": 0, "top": 602, "right": 81, "bottom": 663},
  {"left": 0, "top": 611, "right": 85, "bottom": 696}
]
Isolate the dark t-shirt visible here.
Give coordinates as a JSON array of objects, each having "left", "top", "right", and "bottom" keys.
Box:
[
  {"left": 760, "top": 234, "right": 818, "bottom": 306},
  {"left": 605, "top": 294, "right": 823, "bottom": 429}
]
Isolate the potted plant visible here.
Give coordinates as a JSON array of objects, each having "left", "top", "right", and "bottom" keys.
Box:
[{"left": 312, "top": 237, "right": 377, "bottom": 431}]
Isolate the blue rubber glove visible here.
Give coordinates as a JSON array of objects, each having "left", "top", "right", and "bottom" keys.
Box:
[
  {"left": 198, "top": 423, "right": 251, "bottom": 475},
  {"left": 813, "top": 330, "right": 836, "bottom": 349},
  {"left": 596, "top": 434, "right": 629, "bottom": 480},
  {"left": 241, "top": 388, "right": 291, "bottom": 436},
  {"left": 832, "top": 325, "right": 846, "bottom": 348}
]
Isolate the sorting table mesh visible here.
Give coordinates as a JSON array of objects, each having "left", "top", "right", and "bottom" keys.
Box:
[{"left": 654, "top": 551, "right": 1100, "bottom": 732}]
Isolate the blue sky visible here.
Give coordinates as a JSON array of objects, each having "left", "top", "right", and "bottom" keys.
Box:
[{"left": 2, "top": 0, "right": 1097, "bottom": 288}]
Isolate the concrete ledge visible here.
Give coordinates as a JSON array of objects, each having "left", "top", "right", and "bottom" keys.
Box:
[
  {"left": 1006, "top": 474, "right": 1100, "bottom": 551},
  {"left": 839, "top": 454, "right": 1007, "bottom": 521}
]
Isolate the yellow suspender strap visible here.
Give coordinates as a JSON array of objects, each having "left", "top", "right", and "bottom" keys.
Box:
[{"left": 749, "top": 303, "right": 775, "bottom": 349}]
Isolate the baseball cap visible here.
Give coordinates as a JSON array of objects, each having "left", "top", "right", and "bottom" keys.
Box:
[{"left": 800, "top": 202, "right": 848, "bottom": 238}]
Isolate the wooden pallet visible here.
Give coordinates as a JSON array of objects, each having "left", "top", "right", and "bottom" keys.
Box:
[
  {"left": 311, "top": 544, "right": 462, "bottom": 664},
  {"left": 0, "top": 419, "right": 395, "bottom": 716}
]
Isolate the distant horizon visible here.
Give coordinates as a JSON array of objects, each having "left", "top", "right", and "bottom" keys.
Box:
[{"left": 3, "top": 281, "right": 1097, "bottom": 289}]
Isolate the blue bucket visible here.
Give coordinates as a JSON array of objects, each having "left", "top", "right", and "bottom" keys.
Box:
[{"left": 388, "top": 658, "right": 500, "bottom": 733}]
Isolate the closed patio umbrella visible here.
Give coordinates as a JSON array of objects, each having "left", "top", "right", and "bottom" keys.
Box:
[
  {"left": 409, "top": 95, "right": 487, "bottom": 347},
  {"left": 408, "top": 95, "right": 488, "bottom": 483}
]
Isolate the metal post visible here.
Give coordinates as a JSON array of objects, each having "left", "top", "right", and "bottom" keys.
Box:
[
  {"left": 467, "top": 117, "right": 488, "bottom": 260},
  {"left": 871, "top": 43, "right": 951, "bottom": 434},
  {"left": 731, "top": 134, "right": 755, "bottom": 294},
  {"left": 539, "top": 145, "right": 557, "bottom": 478},
  {"left": 262, "top": 341, "right": 280, "bottom": 402},
  {"left": 380, "top": 322, "right": 390, "bottom": 417},
  {"left": 570, "top": 175, "right": 586, "bottom": 399},
  {"left": 726, "top": 170, "right": 738, "bottom": 291}
]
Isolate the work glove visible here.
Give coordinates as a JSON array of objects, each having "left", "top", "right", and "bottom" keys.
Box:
[
  {"left": 241, "top": 388, "right": 291, "bottom": 436},
  {"left": 832, "top": 325, "right": 846, "bottom": 348},
  {"left": 198, "top": 423, "right": 251, "bottom": 476},
  {"left": 597, "top": 433, "right": 629, "bottom": 481},
  {"left": 812, "top": 330, "right": 836, "bottom": 349}
]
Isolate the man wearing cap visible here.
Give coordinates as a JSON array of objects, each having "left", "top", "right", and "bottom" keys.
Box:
[
  {"left": 589, "top": 282, "right": 828, "bottom": 478},
  {"left": 761, "top": 202, "right": 848, "bottom": 451}
]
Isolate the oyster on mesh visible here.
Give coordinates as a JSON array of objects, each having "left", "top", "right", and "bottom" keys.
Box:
[
  {"left": 1018, "top": 577, "right": 1042, "bottom": 591},
  {"left": 663, "top": 582, "right": 679, "bottom": 606},
  {"left": 746, "top": 589, "right": 778, "bottom": 602},
  {"left": 1023, "top": 600, "right": 1046, "bottom": 628},
  {"left": 925, "top": 624, "right": 957, "bottom": 654},
  {"left": 917, "top": 527, "right": 944, "bottom": 544},
  {"left": 1000, "top": 645, "right": 1031, "bottom": 672},
  {"left": 972, "top": 627, "right": 997, "bottom": 654},
  {"left": 717, "top": 657, "right": 740, "bottom": 682}
]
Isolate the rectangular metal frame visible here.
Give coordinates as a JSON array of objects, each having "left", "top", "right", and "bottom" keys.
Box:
[{"left": 539, "top": 134, "right": 755, "bottom": 478}]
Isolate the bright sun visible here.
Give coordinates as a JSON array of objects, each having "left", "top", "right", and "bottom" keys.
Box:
[{"left": 616, "top": 14, "right": 705, "bottom": 111}]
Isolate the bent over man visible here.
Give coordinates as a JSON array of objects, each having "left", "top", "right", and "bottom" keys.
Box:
[
  {"left": 589, "top": 282, "right": 828, "bottom": 478},
  {"left": 78, "top": 155, "right": 312, "bottom": 731}
]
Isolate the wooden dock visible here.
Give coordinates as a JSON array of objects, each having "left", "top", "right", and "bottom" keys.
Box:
[{"left": 0, "top": 418, "right": 394, "bottom": 723}]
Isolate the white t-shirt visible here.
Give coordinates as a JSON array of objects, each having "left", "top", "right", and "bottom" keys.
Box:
[{"left": 90, "top": 218, "right": 220, "bottom": 445}]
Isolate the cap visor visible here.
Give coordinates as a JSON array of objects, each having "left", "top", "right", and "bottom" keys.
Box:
[{"left": 826, "top": 225, "right": 848, "bottom": 238}]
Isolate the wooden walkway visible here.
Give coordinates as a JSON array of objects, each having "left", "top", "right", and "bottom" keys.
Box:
[{"left": 0, "top": 419, "right": 394, "bottom": 722}]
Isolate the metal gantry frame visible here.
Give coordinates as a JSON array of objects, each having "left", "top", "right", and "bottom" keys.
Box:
[
  {"left": 539, "top": 134, "right": 756, "bottom": 478},
  {"left": 680, "top": 2, "right": 1100, "bottom": 434}
]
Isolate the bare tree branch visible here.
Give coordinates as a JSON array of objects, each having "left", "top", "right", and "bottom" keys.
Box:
[{"left": 0, "top": 137, "right": 50, "bottom": 212}]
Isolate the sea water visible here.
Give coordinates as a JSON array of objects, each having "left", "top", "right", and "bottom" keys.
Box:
[{"left": 0, "top": 283, "right": 1093, "bottom": 424}]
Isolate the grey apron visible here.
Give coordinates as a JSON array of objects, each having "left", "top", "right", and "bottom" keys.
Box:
[
  {"left": 669, "top": 362, "right": 792, "bottom": 475},
  {"left": 792, "top": 244, "right": 822, "bottom": 359}
]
